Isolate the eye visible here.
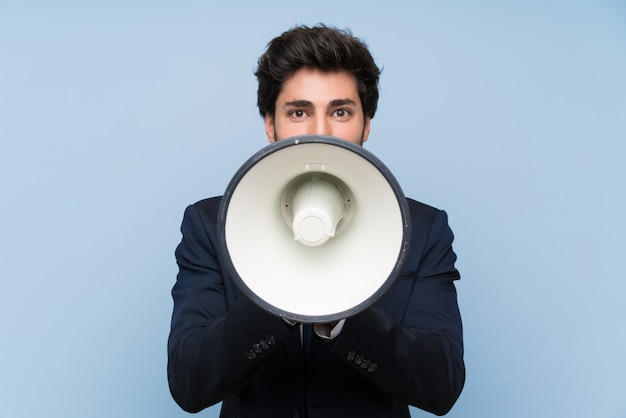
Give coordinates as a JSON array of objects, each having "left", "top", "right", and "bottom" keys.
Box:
[
  {"left": 334, "top": 108, "right": 351, "bottom": 119},
  {"left": 290, "top": 110, "right": 306, "bottom": 119}
]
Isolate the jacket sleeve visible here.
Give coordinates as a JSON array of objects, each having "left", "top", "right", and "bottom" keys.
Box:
[
  {"left": 328, "top": 208, "right": 465, "bottom": 416},
  {"left": 167, "top": 202, "right": 297, "bottom": 413}
]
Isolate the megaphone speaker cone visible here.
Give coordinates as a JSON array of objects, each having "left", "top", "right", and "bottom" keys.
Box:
[{"left": 290, "top": 177, "right": 348, "bottom": 247}]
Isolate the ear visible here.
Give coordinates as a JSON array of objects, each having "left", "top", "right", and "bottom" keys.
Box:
[
  {"left": 361, "top": 117, "right": 371, "bottom": 144},
  {"left": 264, "top": 114, "right": 276, "bottom": 143}
]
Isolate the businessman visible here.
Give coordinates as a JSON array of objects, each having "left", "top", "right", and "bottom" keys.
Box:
[{"left": 168, "top": 24, "right": 465, "bottom": 417}]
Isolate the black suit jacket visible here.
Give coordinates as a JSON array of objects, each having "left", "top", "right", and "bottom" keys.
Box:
[{"left": 168, "top": 197, "right": 465, "bottom": 417}]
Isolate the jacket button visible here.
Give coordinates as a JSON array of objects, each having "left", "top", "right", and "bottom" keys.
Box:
[
  {"left": 346, "top": 350, "right": 357, "bottom": 361},
  {"left": 354, "top": 354, "right": 364, "bottom": 366},
  {"left": 360, "top": 359, "right": 371, "bottom": 369},
  {"left": 246, "top": 349, "right": 257, "bottom": 360},
  {"left": 367, "top": 362, "right": 378, "bottom": 372},
  {"left": 252, "top": 343, "right": 263, "bottom": 354},
  {"left": 266, "top": 334, "right": 276, "bottom": 345}
]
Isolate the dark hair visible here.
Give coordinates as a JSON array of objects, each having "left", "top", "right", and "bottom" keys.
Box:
[{"left": 255, "top": 25, "right": 381, "bottom": 119}]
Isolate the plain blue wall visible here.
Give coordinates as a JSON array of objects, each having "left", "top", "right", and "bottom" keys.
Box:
[{"left": 2, "top": 1, "right": 625, "bottom": 417}]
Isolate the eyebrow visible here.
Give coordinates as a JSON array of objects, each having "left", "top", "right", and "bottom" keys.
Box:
[
  {"left": 283, "top": 99, "right": 358, "bottom": 109},
  {"left": 284, "top": 100, "right": 314, "bottom": 109},
  {"left": 328, "top": 98, "right": 358, "bottom": 108}
]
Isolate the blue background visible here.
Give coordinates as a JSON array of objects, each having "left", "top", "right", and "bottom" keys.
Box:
[{"left": 2, "top": 1, "right": 625, "bottom": 417}]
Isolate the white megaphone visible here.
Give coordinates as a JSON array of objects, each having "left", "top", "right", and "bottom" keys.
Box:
[{"left": 217, "top": 135, "right": 410, "bottom": 323}]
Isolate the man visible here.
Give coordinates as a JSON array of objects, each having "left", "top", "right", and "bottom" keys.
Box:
[{"left": 168, "top": 25, "right": 465, "bottom": 417}]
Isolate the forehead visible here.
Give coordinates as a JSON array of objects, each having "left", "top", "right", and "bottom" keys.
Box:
[{"left": 277, "top": 68, "right": 360, "bottom": 102}]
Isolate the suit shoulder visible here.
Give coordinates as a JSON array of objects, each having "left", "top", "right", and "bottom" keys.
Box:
[
  {"left": 178, "top": 197, "right": 224, "bottom": 233},
  {"left": 405, "top": 198, "right": 456, "bottom": 240},
  {"left": 189, "top": 196, "right": 223, "bottom": 216},
  {"left": 406, "top": 198, "right": 443, "bottom": 220}
]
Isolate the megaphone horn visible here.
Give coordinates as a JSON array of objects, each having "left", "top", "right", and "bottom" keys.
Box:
[{"left": 217, "top": 135, "right": 411, "bottom": 323}]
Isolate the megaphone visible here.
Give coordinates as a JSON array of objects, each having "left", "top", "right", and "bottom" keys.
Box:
[{"left": 217, "top": 135, "right": 410, "bottom": 323}]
